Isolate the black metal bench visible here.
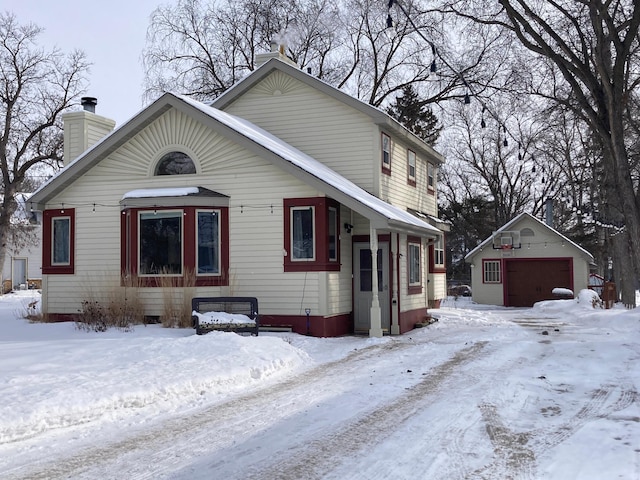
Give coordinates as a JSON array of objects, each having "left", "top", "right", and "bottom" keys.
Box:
[{"left": 191, "top": 296, "right": 259, "bottom": 336}]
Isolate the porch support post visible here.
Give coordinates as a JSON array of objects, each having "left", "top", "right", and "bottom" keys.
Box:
[
  {"left": 390, "top": 233, "right": 400, "bottom": 335},
  {"left": 369, "top": 226, "right": 383, "bottom": 338}
]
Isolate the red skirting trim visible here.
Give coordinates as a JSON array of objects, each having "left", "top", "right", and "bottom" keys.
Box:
[
  {"left": 259, "top": 313, "right": 352, "bottom": 337},
  {"left": 399, "top": 308, "right": 429, "bottom": 334}
]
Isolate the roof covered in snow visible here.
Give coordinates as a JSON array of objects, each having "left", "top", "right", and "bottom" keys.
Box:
[
  {"left": 464, "top": 212, "right": 594, "bottom": 262},
  {"left": 29, "top": 92, "right": 440, "bottom": 237},
  {"left": 212, "top": 58, "right": 444, "bottom": 166}
]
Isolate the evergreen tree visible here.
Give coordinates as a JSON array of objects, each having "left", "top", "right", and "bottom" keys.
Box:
[{"left": 386, "top": 85, "right": 442, "bottom": 145}]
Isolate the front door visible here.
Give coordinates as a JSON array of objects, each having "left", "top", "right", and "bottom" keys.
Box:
[
  {"left": 354, "top": 242, "right": 390, "bottom": 333},
  {"left": 12, "top": 258, "right": 27, "bottom": 290}
]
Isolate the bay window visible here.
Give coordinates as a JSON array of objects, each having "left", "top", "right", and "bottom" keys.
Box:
[
  {"left": 120, "top": 187, "right": 229, "bottom": 286},
  {"left": 284, "top": 197, "right": 340, "bottom": 272}
]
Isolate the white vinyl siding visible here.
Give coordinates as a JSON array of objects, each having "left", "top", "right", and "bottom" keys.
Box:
[
  {"left": 380, "top": 135, "right": 439, "bottom": 217},
  {"left": 222, "top": 71, "right": 377, "bottom": 193},
  {"left": 398, "top": 235, "right": 428, "bottom": 313}
]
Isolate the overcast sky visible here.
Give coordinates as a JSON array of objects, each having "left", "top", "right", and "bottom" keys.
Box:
[{"left": 4, "top": 0, "right": 163, "bottom": 126}]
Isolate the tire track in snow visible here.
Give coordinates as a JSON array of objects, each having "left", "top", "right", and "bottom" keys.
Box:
[
  {"left": 240, "top": 341, "right": 489, "bottom": 480},
  {"left": 0, "top": 338, "right": 420, "bottom": 480},
  {"left": 534, "top": 383, "right": 638, "bottom": 451}
]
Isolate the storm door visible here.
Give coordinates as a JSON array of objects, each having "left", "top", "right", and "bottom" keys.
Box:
[{"left": 353, "top": 242, "right": 390, "bottom": 333}]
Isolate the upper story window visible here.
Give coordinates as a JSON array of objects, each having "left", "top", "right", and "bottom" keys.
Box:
[
  {"left": 427, "top": 162, "right": 435, "bottom": 192},
  {"left": 407, "top": 149, "right": 416, "bottom": 186},
  {"left": 155, "top": 151, "right": 196, "bottom": 175},
  {"left": 381, "top": 133, "right": 391, "bottom": 174}
]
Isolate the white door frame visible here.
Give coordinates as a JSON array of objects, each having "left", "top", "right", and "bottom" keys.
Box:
[{"left": 353, "top": 238, "right": 390, "bottom": 336}]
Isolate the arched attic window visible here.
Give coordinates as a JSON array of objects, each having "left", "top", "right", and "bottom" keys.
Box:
[
  {"left": 521, "top": 228, "right": 535, "bottom": 237},
  {"left": 155, "top": 151, "right": 196, "bottom": 175}
]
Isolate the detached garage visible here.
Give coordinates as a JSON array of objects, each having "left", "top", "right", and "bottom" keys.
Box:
[{"left": 465, "top": 213, "right": 594, "bottom": 307}]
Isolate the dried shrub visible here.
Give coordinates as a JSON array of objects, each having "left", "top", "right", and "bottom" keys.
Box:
[
  {"left": 159, "top": 268, "right": 195, "bottom": 328},
  {"left": 75, "top": 274, "right": 146, "bottom": 332}
]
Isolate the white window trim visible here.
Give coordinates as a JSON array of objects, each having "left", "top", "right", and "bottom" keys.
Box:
[
  {"left": 382, "top": 133, "right": 391, "bottom": 169},
  {"left": 196, "top": 209, "right": 221, "bottom": 277},
  {"left": 434, "top": 237, "right": 444, "bottom": 266},
  {"left": 51, "top": 216, "right": 71, "bottom": 266},
  {"left": 291, "top": 206, "right": 316, "bottom": 262},
  {"left": 138, "top": 209, "right": 184, "bottom": 277},
  {"left": 407, "top": 149, "right": 416, "bottom": 181},
  {"left": 483, "top": 260, "right": 502, "bottom": 283},
  {"left": 408, "top": 241, "right": 422, "bottom": 286},
  {"left": 427, "top": 163, "right": 435, "bottom": 189}
]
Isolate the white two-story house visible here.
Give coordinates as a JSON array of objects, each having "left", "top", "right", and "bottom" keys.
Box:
[{"left": 29, "top": 51, "right": 446, "bottom": 337}]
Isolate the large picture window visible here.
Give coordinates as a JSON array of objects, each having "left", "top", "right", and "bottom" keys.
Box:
[
  {"left": 284, "top": 198, "right": 341, "bottom": 272},
  {"left": 43, "top": 208, "right": 75, "bottom": 274},
  {"left": 139, "top": 211, "right": 183, "bottom": 275}
]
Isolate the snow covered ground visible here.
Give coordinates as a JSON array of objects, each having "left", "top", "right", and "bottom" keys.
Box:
[{"left": 0, "top": 290, "right": 638, "bottom": 479}]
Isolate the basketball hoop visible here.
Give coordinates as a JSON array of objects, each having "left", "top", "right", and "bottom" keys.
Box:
[{"left": 501, "top": 244, "right": 513, "bottom": 250}]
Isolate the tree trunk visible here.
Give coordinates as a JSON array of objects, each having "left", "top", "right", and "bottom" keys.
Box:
[
  {"left": 0, "top": 212, "right": 10, "bottom": 291},
  {"left": 611, "top": 229, "right": 636, "bottom": 308}
]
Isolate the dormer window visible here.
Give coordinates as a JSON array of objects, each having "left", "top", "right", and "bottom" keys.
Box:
[{"left": 155, "top": 151, "right": 196, "bottom": 175}]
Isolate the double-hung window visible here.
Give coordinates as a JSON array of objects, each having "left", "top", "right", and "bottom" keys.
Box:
[
  {"left": 381, "top": 133, "right": 391, "bottom": 174},
  {"left": 434, "top": 236, "right": 445, "bottom": 266},
  {"left": 43, "top": 208, "right": 75, "bottom": 274},
  {"left": 407, "top": 236, "right": 422, "bottom": 294},
  {"left": 483, "top": 260, "right": 502, "bottom": 283},
  {"left": 284, "top": 197, "right": 340, "bottom": 272},
  {"left": 407, "top": 149, "right": 416, "bottom": 186},
  {"left": 427, "top": 163, "right": 435, "bottom": 192}
]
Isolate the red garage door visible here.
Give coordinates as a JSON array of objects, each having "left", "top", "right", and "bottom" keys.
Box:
[{"left": 505, "top": 259, "right": 572, "bottom": 307}]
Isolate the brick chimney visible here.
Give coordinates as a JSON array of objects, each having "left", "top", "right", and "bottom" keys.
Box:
[
  {"left": 62, "top": 97, "right": 116, "bottom": 165},
  {"left": 255, "top": 42, "right": 299, "bottom": 68}
]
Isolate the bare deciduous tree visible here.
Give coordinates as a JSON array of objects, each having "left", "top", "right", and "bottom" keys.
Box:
[
  {"left": 142, "top": 0, "right": 498, "bottom": 110},
  {"left": 0, "top": 12, "right": 89, "bottom": 282},
  {"left": 435, "top": 0, "right": 640, "bottom": 305}
]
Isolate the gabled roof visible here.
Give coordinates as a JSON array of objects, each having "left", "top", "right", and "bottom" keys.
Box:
[
  {"left": 211, "top": 58, "right": 444, "bottom": 165},
  {"left": 464, "top": 212, "right": 594, "bottom": 262},
  {"left": 30, "top": 92, "right": 440, "bottom": 238}
]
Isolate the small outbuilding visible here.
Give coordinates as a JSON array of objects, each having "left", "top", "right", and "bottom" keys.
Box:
[{"left": 464, "top": 213, "right": 594, "bottom": 307}]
